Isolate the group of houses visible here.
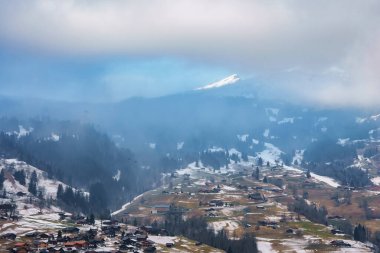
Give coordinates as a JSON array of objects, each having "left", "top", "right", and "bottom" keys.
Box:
[{"left": 3, "top": 217, "right": 172, "bottom": 253}]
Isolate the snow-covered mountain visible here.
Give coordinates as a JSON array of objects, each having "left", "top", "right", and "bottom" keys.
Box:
[{"left": 195, "top": 74, "right": 240, "bottom": 90}]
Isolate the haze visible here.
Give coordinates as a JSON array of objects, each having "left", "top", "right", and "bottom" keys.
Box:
[{"left": 0, "top": 0, "right": 379, "bottom": 107}]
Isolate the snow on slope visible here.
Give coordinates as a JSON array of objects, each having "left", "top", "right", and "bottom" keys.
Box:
[
  {"left": 310, "top": 172, "right": 340, "bottom": 188},
  {"left": 195, "top": 74, "right": 240, "bottom": 90},
  {"left": 237, "top": 134, "right": 249, "bottom": 142},
  {"left": 371, "top": 177, "right": 380, "bottom": 186},
  {"left": 278, "top": 117, "right": 294, "bottom": 124},
  {"left": 356, "top": 114, "right": 380, "bottom": 123},
  {"left": 337, "top": 138, "right": 350, "bottom": 146},
  {"left": 113, "top": 169, "right": 121, "bottom": 181},
  {"left": 256, "top": 143, "right": 283, "bottom": 165},
  {"left": 0, "top": 158, "right": 87, "bottom": 199},
  {"left": 177, "top": 141, "right": 184, "bottom": 150},
  {"left": 111, "top": 193, "right": 145, "bottom": 216},
  {"left": 292, "top": 150, "right": 304, "bottom": 165},
  {"left": 6, "top": 125, "right": 33, "bottom": 139}
]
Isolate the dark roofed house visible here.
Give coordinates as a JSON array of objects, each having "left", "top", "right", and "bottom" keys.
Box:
[
  {"left": 0, "top": 232, "right": 16, "bottom": 240},
  {"left": 62, "top": 227, "right": 80, "bottom": 233},
  {"left": 152, "top": 204, "right": 170, "bottom": 214}
]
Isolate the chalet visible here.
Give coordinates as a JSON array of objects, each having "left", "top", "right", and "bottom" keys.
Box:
[
  {"left": 64, "top": 240, "right": 88, "bottom": 249},
  {"left": 166, "top": 242, "right": 174, "bottom": 247},
  {"left": 152, "top": 204, "right": 170, "bottom": 214},
  {"left": 331, "top": 229, "right": 345, "bottom": 235},
  {"left": 76, "top": 219, "right": 87, "bottom": 225},
  {"left": 58, "top": 212, "right": 71, "bottom": 220},
  {"left": 209, "top": 199, "right": 224, "bottom": 207},
  {"left": 37, "top": 241, "right": 49, "bottom": 248},
  {"left": 102, "top": 220, "right": 118, "bottom": 226},
  {"left": 286, "top": 228, "right": 294, "bottom": 234},
  {"left": 330, "top": 240, "right": 351, "bottom": 247},
  {"left": 39, "top": 233, "right": 50, "bottom": 239},
  {"left": 258, "top": 220, "right": 279, "bottom": 228},
  {"left": 198, "top": 188, "right": 220, "bottom": 194},
  {"left": 328, "top": 215, "right": 345, "bottom": 220},
  {"left": 143, "top": 246, "right": 156, "bottom": 253},
  {"left": 248, "top": 192, "right": 266, "bottom": 201},
  {"left": 141, "top": 240, "right": 154, "bottom": 247},
  {"left": 0, "top": 232, "right": 16, "bottom": 240},
  {"left": 136, "top": 234, "right": 148, "bottom": 241},
  {"left": 119, "top": 244, "right": 134, "bottom": 251},
  {"left": 62, "top": 227, "right": 80, "bottom": 233},
  {"left": 25, "top": 231, "right": 40, "bottom": 238},
  {"left": 16, "top": 192, "right": 27, "bottom": 197}
]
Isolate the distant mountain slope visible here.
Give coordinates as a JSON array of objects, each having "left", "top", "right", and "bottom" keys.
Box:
[
  {"left": 0, "top": 82, "right": 378, "bottom": 188},
  {"left": 0, "top": 119, "right": 166, "bottom": 211}
]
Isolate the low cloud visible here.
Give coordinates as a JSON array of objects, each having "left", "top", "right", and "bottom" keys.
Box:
[{"left": 0, "top": 0, "right": 379, "bottom": 107}]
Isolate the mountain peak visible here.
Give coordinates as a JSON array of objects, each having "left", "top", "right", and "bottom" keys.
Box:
[{"left": 195, "top": 74, "right": 240, "bottom": 90}]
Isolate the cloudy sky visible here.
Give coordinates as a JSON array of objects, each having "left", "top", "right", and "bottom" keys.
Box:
[{"left": 0, "top": 0, "right": 379, "bottom": 107}]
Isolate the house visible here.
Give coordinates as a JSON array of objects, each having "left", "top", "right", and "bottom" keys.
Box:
[
  {"left": 14, "top": 242, "right": 27, "bottom": 248},
  {"left": 16, "top": 192, "right": 27, "bottom": 197},
  {"left": 152, "top": 204, "right": 170, "bottom": 214},
  {"left": 64, "top": 240, "right": 88, "bottom": 249},
  {"left": 328, "top": 215, "right": 344, "bottom": 220},
  {"left": 0, "top": 232, "right": 16, "bottom": 240},
  {"left": 248, "top": 192, "right": 266, "bottom": 201},
  {"left": 62, "top": 227, "right": 80, "bottom": 233},
  {"left": 258, "top": 220, "right": 279, "bottom": 228},
  {"left": 166, "top": 242, "right": 174, "bottom": 247},
  {"left": 38, "top": 241, "right": 49, "bottom": 248},
  {"left": 331, "top": 229, "right": 345, "bottom": 235},
  {"left": 209, "top": 199, "right": 224, "bottom": 207},
  {"left": 143, "top": 246, "right": 156, "bottom": 253},
  {"left": 136, "top": 234, "right": 148, "bottom": 241},
  {"left": 330, "top": 240, "right": 351, "bottom": 247},
  {"left": 286, "top": 228, "right": 294, "bottom": 234}
]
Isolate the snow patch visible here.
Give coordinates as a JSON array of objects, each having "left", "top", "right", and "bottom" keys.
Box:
[
  {"left": 237, "top": 134, "right": 249, "bottom": 142},
  {"left": 252, "top": 138, "right": 259, "bottom": 145},
  {"left": 113, "top": 169, "right": 121, "bottom": 181},
  {"left": 265, "top": 108, "right": 279, "bottom": 116},
  {"left": 111, "top": 193, "right": 145, "bottom": 216},
  {"left": 263, "top": 129, "right": 270, "bottom": 138},
  {"left": 177, "top": 141, "right": 184, "bottom": 150},
  {"left": 148, "top": 235, "right": 177, "bottom": 245},
  {"left": 337, "top": 138, "right": 350, "bottom": 146},
  {"left": 371, "top": 177, "right": 380, "bottom": 186},
  {"left": 310, "top": 172, "right": 340, "bottom": 188},
  {"left": 278, "top": 117, "right": 294, "bottom": 124},
  {"left": 256, "top": 143, "right": 283, "bottom": 165},
  {"left": 208, "top": 220, "right": 239, "bottom": 234},
  {"left": 209, "top": 146, "right": 225, "bottom": 152},
  {"left": 50, "top": 133, "right": 60, "bottom": 142},
  {"left": 195, "top": 74, "right": 240, "bottom": 90},
  {"left": 292, "top": 150, "right": 304, "bottom": 165}
]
